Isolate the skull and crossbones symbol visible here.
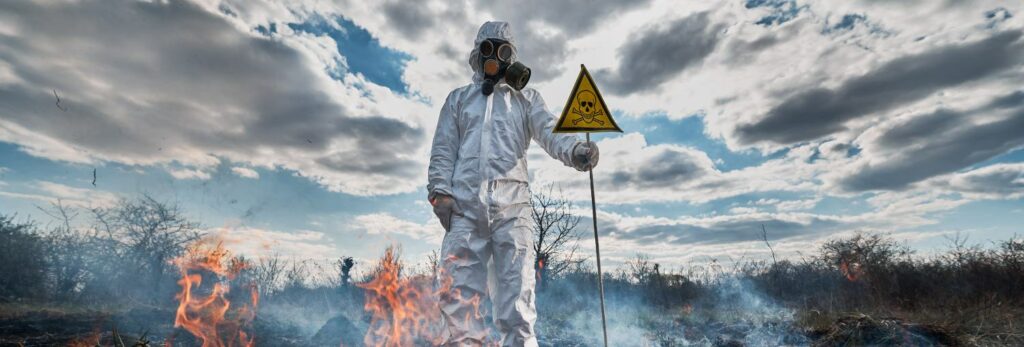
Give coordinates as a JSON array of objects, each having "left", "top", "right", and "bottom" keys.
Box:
[{"left": 571, "top": 90, "right": 604, "bottom": 125}]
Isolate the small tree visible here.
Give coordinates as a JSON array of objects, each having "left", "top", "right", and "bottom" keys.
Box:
[
  {"left": 36, "top": 200, "right": 94, "bottom": 301},
  {"left": 93, "top": 195, "right": 202, "bottom": 303},
  {"left": 819, "top": 232, "right": 912, "bottom": 280},
  {"left": 530, "top": 185, "right": 584, "bottom": 288},
  {"left": 626, "top": 253, "right": 655, "bottom": 284},
  {"left": 250, "top": 254, "right": 286, "bottom": 296}
]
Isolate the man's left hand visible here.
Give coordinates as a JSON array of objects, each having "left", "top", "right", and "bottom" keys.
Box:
[{"left": 572, "top": 141, "right": 600, "bottom": 171}]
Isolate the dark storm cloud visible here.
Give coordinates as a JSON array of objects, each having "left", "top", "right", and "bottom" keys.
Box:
[
  {"left": 381, "top": 1, "right": 437, "bottom": 40},
  {"left": 511, "top": 28, "right": 571, "bottom": 83},
  {"left": 735, "top": 30, "right": 1024, "bottom": 146},
  {"left": 723, "top": 33, "right": 783, "bottom": 66},
  {"left": 598, "top": 12, "right": 724, "bottom": 96},
  {"left": 837, "top": 91, "right": 1024, "bottom": 192},
  {"left": 608, "top": 150, "right": 710, "bottom": 188},
  {"left": 0, "top": 0, "right": 423, "bottom": 193}
]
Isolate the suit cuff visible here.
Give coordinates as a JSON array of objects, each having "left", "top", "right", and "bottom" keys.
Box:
[{"left": 428, "top": 185, "right": 453, "bottom": 201}]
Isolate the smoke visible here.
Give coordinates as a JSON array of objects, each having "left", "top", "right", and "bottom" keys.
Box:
[
  {"left": 534, "top": 272, "right": 807, "bottom": 346},
  {"left": 694, "top": 278, "right": 808, "bottom": 346}
]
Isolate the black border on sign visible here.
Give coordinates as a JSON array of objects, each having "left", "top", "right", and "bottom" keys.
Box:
[{"left": 553, "top": 64, "right": 623, "bottom": 133}]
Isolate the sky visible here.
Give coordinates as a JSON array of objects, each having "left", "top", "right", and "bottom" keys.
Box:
[{"left": 1, "top": 0, "right": 1022, "bottom": 269}]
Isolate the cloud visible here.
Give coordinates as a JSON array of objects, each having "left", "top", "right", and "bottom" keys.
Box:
[
  {"left": 231, "top": 166, "right": 260, "bottom": 179},
  {"left": 0, "top": 180, "right": 120, "bottom": 208},
  {"left": 380, "top": 1, "right": 437, "bottom": 40},
  {"left": 597, "top": 12, "right": 724, "bottom": 95},
  {"left": 733, "top": 30, "right": 1024, "bottom": 146},
  {"left": 604, "top": 212, "right": 842, "bottom": 246},
  {"left": 751, "top": 196, "right": 822, "bottom": 211},
  {"left": 355, "top": 213, "right": 443, "bottom": 244},
  {"left": 170, "top": 168, "right": 213, "bottom": 180},
  {"left": 607, "top": 142, "right": 718, "bottom": 189},
  {"left": 532, "top": 133, "right": 725, "bottom": 204},
  {"left": 0, "top": 0, "right": 428, "bottom": 196},
  {"left": 530, "top": 133, "right": 824, "bottom": 204},
  {"left": 775, "top": 197, "right": 821, "bottom": 211},
  {"left": 208, "top": 226, "right": 337, "bottom": 259},
  {"left": 832, "top": 91, "right": 1024, "bottom": 191},
  {"left": 479, "top": 0, "right": 653, "bottom": 34},
  {"left": 722, "top": 31, "right": 785, "bottom": 66},
  {"left": 585, "top": 195, "right": 960, "bottom": 266},
  {"left": 942, "top": 163, "right": 1024, "bottom": 200}
]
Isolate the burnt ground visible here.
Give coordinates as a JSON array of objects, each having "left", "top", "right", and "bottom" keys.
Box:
[
  {"left": 0, "top": 306, "right": 980, "bottom": 347},
  {"left": 0, "top": 307, "right": 308, "bottom": 347}
]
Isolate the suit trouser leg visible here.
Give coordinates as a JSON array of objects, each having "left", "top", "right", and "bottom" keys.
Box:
[
  {"left": 490, "top": 205, "right": 538, "bottom": 347},
  {"left": 439, "top": 215, "right": 491, "bottom": 346}
]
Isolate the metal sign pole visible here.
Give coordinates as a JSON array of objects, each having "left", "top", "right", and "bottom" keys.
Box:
[{"left": 586, "top": 132, "right": 609, "bottom": 347}]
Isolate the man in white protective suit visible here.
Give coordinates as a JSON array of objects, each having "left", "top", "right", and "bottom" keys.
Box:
[{"left": 427, "top": 22, "right": 600, "bottom": 347}]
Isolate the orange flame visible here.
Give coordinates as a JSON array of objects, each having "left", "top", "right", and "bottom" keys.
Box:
[
  {"left": 172, "top": 241, "right": 258, "bottom": 347},
  {"left": 839, "top": 259, "right": 863, "bottom": 282},
  {"left": 357, "top": 248, "right": 490, "bottom": 346},
  {"left": 536, "top": 258, "right": 545, "bottom": 282},
  {"left": 66, "top": 332, "right": 100, "bottom": 347}
]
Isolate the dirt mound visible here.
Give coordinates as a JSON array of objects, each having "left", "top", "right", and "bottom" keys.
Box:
[{"left": 311, "top": 314, "right": 363, "bottom": 346}]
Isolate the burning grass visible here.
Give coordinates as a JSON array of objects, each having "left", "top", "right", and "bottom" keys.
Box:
[
  {"left": 171, "top": 240, "right": 258, "bottom": 347},
  {"left": 356, "top": 247, "right": 446, "bottom": 346}
]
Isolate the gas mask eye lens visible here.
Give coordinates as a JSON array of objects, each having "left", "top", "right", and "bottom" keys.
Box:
[
  {"left": 497, "top": 44, "right": 513, "bottom": 62},
  {"left": 479, "top": 41, "right": 494, "bottom": 57}
]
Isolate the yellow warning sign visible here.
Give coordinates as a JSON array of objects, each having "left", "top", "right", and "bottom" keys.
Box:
[{"left": 554, "top": 64, "right": 622, "bottom": 133}]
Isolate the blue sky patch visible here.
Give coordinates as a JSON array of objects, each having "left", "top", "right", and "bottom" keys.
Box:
[
  {"left": 824, "top": 14, "right": 866, "bottom": 33},
  {"left": 745, "top": 0, "right": 805, "bottom": 26},
  {"left": 289, "top": 16, "right": 412, "bottom": 94}
]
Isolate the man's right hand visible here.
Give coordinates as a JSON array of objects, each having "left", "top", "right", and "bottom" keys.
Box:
[{"left": 430, "top": 194, "right": 458, "bottom": 231}]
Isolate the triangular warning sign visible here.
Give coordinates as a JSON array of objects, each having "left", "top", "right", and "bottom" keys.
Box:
[{"left": 554, "top": 64, "right": 622, "bottom": 133}]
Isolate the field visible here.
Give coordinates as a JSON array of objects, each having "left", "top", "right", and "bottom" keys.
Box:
[{"left": 1, "top": 197, "right": 1022, "bottom": 346}]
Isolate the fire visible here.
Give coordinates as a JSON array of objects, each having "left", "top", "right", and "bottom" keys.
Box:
[
  {"left": 172, "top": 240, "right": 258, "bottom": 347},
  {"left": 839, "top": 259, "right": 863, "bottom": 282},
  {"left": 357, "top": 248, "right": 490, "bottom": 346},
  {"left": 536, "top": 258, "right": 545, "bottom": 282},
  {"left": 66, "top": 332, "right": 100, "bottom": 347}
]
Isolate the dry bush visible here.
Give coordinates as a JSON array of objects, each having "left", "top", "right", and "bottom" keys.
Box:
[{"left": 0, "top": 215, "right": 47, "bottom": 300}]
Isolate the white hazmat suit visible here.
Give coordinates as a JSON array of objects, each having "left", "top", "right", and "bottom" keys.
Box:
[{"left": 428, "top": 22, "right": 597, "bottom": 347}]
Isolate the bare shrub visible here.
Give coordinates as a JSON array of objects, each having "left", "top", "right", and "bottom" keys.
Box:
[
  {"left": 530, "top": 185, "right": 584, "bottom": 287},
  {"left": 0, "top": 215, "right": 47, "bottom": 300}
]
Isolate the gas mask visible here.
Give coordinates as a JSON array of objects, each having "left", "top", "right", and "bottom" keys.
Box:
[{"left": 478, "top": 38, "right": 531, "bottom": 96}]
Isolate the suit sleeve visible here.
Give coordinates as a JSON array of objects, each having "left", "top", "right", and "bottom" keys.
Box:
[
  {"left": 427, "top": 91, "right": 460, "bottom": 200},
  {"left": 526, "top": 91, "right": 581, "bottom": 168}
]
